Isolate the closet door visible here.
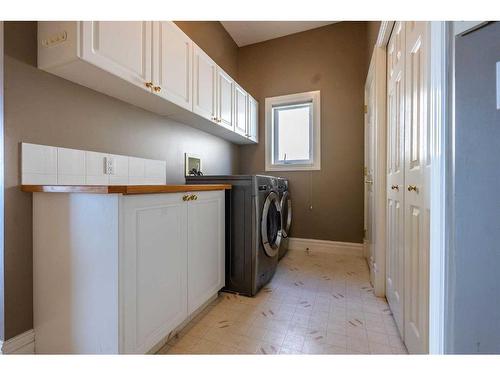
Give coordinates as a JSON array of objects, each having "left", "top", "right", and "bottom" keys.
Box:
[
  {"left": 403, "top": 21, "right": 430, "bottom": 354},
  {"left": 386, "top": 21, "right": 406, "bottom": 337}
]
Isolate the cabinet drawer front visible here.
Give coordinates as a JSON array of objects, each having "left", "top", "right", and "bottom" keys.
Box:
[
  {"left": 80, "top": 21, "right": 152, "bottom": 89},
  {"left": 121, "top": 193, "right": 188, "bottom": 354}
]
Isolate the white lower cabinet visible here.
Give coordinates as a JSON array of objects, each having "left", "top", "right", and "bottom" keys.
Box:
[
  {"left": 121, "top": 193, "right": 188, "bottom": 354},
  {"left": 32, "top": 190, "right": 225, "bottom": 354},
  {"left": 187, "top": 192, "right": 225, "bottom": 315}
]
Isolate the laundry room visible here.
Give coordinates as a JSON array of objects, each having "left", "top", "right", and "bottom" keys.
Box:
[{"left": 1, "top": 2, "right": 500, "bottom": 372}]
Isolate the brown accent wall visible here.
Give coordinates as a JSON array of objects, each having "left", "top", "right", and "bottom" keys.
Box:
[
  {"left": 237, "top": 22, "right": 369, "bottom": 243},
  {"left": 174, "top": 21, "right": 239, "bottom": 78},
  {"left": 2, "top": 22, "right": 239, "bottom": 340}
]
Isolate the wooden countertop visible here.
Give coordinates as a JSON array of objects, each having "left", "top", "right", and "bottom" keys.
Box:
[{"left": 21, "top": 184, "right": 231, "bottom": 195}]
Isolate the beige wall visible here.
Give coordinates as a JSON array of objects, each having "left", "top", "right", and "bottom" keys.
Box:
[
  {"left": 237, "top": 22, "right": 369, "bottom": 243},
  {"left": 175, "top": 21, "right": 239, "bottom": 78},
  {"left": 2, "top": 21, "right": 239, "bottom": 340}
]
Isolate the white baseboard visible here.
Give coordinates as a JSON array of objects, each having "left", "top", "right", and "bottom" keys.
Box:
[
  {"left": 288, "top": 237, "right": 364, "bottom": 257},
  {"left": 0, "top": 330, "right": 35, "bottom": 354}
]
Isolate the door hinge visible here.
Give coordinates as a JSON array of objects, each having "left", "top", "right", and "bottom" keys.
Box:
[
  {"left": 363, "top": 229, "right": 367, "bottom": 240},
  {"left": 364, "top": 104, "right": 368, "bottom": 114}
]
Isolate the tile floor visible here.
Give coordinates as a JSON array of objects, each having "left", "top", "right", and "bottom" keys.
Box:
[{"left": 157, "top": 249, "right": 408, "bottom": 355}]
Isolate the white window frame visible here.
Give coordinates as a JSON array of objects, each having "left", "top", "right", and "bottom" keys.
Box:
[{"left": 265, "top": 91, "right": 321, "bottom": 171}]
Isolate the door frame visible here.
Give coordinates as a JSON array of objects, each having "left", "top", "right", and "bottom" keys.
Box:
[
  {"left": 376, "top": 21, "right": 449, "bottom": 354},
  {"left": 364, "top": 45, "right": 387, "bottom": 297}
]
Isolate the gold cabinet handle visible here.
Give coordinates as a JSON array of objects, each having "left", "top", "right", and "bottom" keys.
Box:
[
  {"left": 182, "top": 194, "right": 189, "bottom": 201},
  {"left": 145, "top": 82, "right": 153, "bottom": 89},
  {"left": 407, "top": 185, "right": 418, "bottom": 192},
  {"left": 189, "top": 194, "right": 198, "bottom": 201},
  {"left": 153, "top": 86, "right": 161, "bottom": 93},
  {"left": 391, "top": 185, "right": 399, "bottom": 191}
]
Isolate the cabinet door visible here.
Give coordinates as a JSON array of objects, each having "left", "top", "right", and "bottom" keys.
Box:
[
  {"left": 154, "top": 21, "right": 192, "bottom": 111},
  {"left": 187, "top": 191, "right": 225, "bottom": 315},
  {"left": 234, "top": 84, "right": 248, "bottom": 136},
  {"left": 121, "top": 193, "right": 188, "bottom": 354},
  {"left": 80, "top": 21, "right": 152, "bottom": 90},
  {"left": 248, "top": 95, "right": 259, "bottom": 143},
  {"left": 192, "top": 44, "right": 217, "bottom": 122},
  {"left": 216, "top": 68, "right": 235, "bottom": 131}
]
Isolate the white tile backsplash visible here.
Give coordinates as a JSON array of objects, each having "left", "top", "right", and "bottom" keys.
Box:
[
  {"left": 21, "top": 143, "right": 58, "bottom": 185},
  {"left": 108, "top": 154, "right": 129, "bottom": 185},
  {"left": 57, "top": 147, "right": 86, "bottom": 185},
  {"left": 21, "top": 143, "right": 166, "bottom": 186},
  {"left": 85, "top": 151, "right": 109, "bottom": 185},
  {"left": 128, "top": 157, "right": 146, "bottom": 185}
]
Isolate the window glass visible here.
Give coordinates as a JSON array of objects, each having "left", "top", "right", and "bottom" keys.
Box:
[{"left": 274, "top": 103, "right": 311, "bottom": 163}]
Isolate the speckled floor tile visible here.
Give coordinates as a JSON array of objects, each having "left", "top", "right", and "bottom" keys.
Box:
[{"left": 157, "top": 249, "right": 407, "bottom": 355}]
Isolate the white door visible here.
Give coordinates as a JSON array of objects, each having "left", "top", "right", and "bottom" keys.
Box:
[
  {"left": 248, "top": 95, "right": 259, "bottom": 142},
  {"left": 187, "top": 191, "right": 225, "bottom": 315},
  {"left": 154, "top": 21, "right": 192, "bottom": 110},
  {"left": 386, "top": 21, "right": 406, "bottom": 337},
  {"left": 216, "top": 67, "right": 234, "bottom": 131},
  {"left": 121, "top": 193, "right": 188, "bottom": 354},
  {"left": 80, "top": 21, "right": 152, "bottom": 91},
  {"left": 364, "top": 75, "right": 376, "bottom": 286},
  {"left": 403, "top": 21, "right": 430, "bottom": 354},
  {"left": 234, "top": 84, "right": 248, "bottom": 136},
  {"left": 192, "top": 44, "right": 217, "bottom": 122}
]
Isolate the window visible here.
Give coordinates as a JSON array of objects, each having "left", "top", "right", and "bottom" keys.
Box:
[{"left": 265, "top": 91, "right": 321, "bottom": 171}]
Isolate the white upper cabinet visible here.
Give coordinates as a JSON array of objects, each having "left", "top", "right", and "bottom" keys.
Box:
[
  {"left": 153, "top": 22, "right": 193, "bottom": 111},
  {"left": 234, "top": 84, "right": 248, "bottom": 136},
  {"left": 248, "top": 95, "right": 259, "bottom": 143},
  {"left": 216, "top": 67, "right": 235, "bottom": 131},
  {"left": 80, "top": 21, "right": 152, "bottom": 90},
  {"left": 192, "top": 44, "right": 217, "bottom": 122},
  {"left": 38, "top": 21, "right": 257, "bottom": 144}
]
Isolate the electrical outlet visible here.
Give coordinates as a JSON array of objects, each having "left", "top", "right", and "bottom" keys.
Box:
[{"left": 104, "top": 157, "right": 115, "bottom": 175}]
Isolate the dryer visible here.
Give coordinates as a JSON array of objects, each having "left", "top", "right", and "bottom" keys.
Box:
[
  {"left": 277, "top": 178, "right": 292, "bottom": 260},
  {"left": 186, "top": 175, "right": 282, "bottom": 296}
]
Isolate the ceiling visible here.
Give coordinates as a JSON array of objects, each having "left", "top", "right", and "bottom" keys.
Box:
[{"left": 220, "top": 21, "right": 338, "bottom": 47}]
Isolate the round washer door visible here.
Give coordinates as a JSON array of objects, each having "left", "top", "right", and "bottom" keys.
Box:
[
  {"left": 280, "top": 191, "right": 292, "bottom": 238},
  {"left": 261, "top": 191, "right": 282, "bottom": 257}
]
